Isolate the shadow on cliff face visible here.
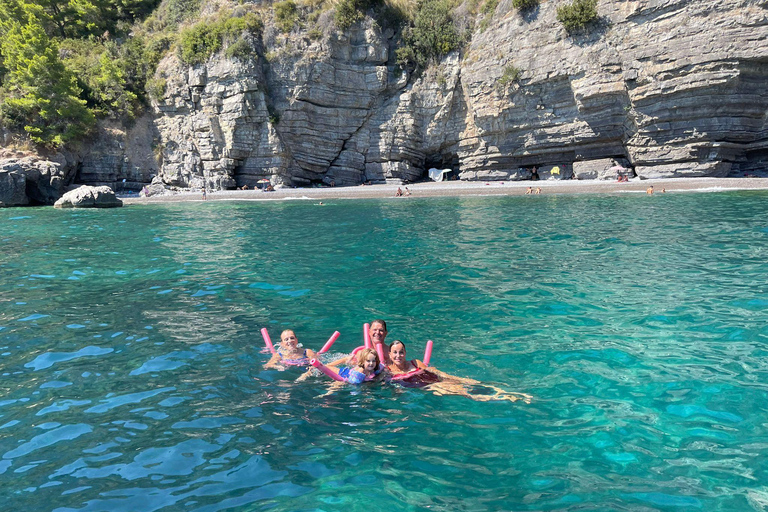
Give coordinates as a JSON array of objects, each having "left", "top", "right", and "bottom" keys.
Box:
[{"left": 518, "top": 4, "right": 541, "bottom": 24}]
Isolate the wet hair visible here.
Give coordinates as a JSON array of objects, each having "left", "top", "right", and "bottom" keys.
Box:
[
  {"left": 389, "top": 340, "right": 406, "bottom": 354},
  {"left": 370, "top": 319, "right": 388, "bottom": 332},
  {"left": 356, "top": 348, "right": 380, "bottom": 369}
]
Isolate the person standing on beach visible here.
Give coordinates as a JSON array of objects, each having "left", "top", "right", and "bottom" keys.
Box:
[
  {"left": 202, "top": 184, "right": 207, "bottom": 200},
  {"left": 531, "top": 167, "right": 539, "bottom": 181}
]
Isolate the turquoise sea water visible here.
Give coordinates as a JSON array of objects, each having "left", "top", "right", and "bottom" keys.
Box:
[{"left": 2, "top": 192, "right": 768, "bottom": 511}]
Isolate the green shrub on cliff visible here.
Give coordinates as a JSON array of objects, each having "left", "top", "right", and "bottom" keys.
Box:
[
  {"left": 144, "top": 0, "right": 201, "bottom": 31},
  {"left": 0, "top": 3, "right": 94, "bottom": 146},
  {"left": 335, "top": 0, "right": 367, "bottom": 30},
  {"left": 274, "top": 0, "right": 299, "bottom": 33},
  {"left": 334, "top": 0, "right": 407, "bottom": 31},
  {"left": 396, "top": 0, "right": 462, "bottom": 71},
  {"left": 511, "top": 0, "right": 538, "bottom": 10},
  {"left": 556, "top": 0, "right": 598, "bottom": 32},
  {"left": 481, "top": 0, "right": 498, "bottom": 15},
  {"left": 498, "top": 64, "right": 521, "bottom": 87},
  {"left": 179, "top": 12, "right": 263, "bottom": 65}
]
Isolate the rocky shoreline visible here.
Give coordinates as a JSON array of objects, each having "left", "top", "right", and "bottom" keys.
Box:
[{"left": 121, "top": 177, "right": 768, "bottom": 205}]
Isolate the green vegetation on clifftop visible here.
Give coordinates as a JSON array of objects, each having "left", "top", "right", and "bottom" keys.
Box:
[
  {"left": 396, "top": 0, "right": 463, "bottom": 72},
  {"left": 179, "top": 12, "right": 263, "bottom": 65}
]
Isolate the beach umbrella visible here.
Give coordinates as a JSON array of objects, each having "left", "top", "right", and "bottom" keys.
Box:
[
  {"left": 608, "top": 165, "right": 627, "bottom": 172},
  {"left": 257, "top": 178, "right": 270, "bottom": 189}
]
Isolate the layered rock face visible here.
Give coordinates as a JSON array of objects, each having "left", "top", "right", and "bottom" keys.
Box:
[
  {"left": 143, "top": 0, "right": 768, "bottom": 189},
  {"left": 0, "top": 155, "right": 76, "bottom": 206},
  {"left": 152, "top": 23, "right": 423, "bottom": 188},
  {"left": 76, "top": 117, "right": 159, "bottom": 192},
  {"left": 460, "top": 0, "right": 768, "bottom": 180}
]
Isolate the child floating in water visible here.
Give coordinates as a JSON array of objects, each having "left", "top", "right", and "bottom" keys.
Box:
[
  {"left": 388, "top": 341, "right": 531, "bottom": 403},
  {"left": 312, "top": 348, "right": 385, "bottom": 385},
  {"left": 338, "top": 348, "right": 384, "bottom": 384},
  {"left": 264, "top": 329, "right": 316, "bottom": 369}
]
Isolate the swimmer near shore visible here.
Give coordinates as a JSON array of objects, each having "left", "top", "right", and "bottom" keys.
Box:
[{"left": 265, "top": 320, "right": 531, "bottom": 403}]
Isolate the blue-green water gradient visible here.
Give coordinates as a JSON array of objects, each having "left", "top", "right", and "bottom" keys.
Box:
[{"left": 2, "top": 192, "right": 768, "bottom": 511}]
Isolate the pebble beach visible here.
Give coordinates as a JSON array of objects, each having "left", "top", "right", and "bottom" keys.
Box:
[{"left": 122, "top": 177, "right": 768, "bottom": 204}]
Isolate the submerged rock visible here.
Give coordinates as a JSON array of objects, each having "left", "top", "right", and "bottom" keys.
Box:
[{"left": 54, "top": 186, "right": 123, "bottom": 208}]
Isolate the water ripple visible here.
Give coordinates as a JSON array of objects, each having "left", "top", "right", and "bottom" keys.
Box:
[{"left": 2, "top": 194, "right": 768, "bottom": 510}]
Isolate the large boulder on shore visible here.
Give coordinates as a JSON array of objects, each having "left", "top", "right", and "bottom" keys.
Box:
[{"left": 54, "top": 185, "right": 123, "bottom": 208}]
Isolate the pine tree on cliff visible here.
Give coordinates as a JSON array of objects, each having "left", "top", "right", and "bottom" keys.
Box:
[{"left": 0, "top": 0, "right": 94, "bottom": 147}]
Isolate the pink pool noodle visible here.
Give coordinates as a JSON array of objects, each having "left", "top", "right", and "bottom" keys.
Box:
[
  {"left": 261, "top": 328, "right": 276, "bottom": 354},
  {"left": 375, "top": 341, "right": 386, "bottom": 365},
  {"left": 363, "top": 323, "right": 372, "bottom": 349},
  {"left": 317, "top": 331, "right": 340, "bottom": 354},
  {"left": 311, "top": 359, "right": 346, "bottom": 382},
  {"left": 423, "top": 340, "right": 433, "bottom": 367}
]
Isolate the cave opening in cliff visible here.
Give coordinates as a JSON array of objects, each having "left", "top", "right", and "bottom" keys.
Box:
[{"left": 424, "top": 153, "right": 459, "bottom": 180}]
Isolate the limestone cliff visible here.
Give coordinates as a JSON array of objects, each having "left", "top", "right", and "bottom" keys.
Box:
[
  {"left": 144, "top": 0, "right": 768, "bottom": 190},
  {"left": 3, "top": 0, "right": 768, "bottom": 204}
]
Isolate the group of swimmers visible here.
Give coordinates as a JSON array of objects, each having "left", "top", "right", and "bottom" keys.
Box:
[{"left": 264, "top": 319, "right": 531, "bottom": 403}]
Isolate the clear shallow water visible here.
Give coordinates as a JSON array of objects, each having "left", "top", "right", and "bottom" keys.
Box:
[{"left": 1, "top": 192, "right": 768, "bottom": 511}]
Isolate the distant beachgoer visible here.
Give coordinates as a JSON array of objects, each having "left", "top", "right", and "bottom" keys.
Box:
[
  {"left": 405, "top": 187, "right": 411, "bottom": 196},
  {"left": 525, "top": 187, "right": 532, "bottom": 195},
  {"left": 395, "top": 187, "right": 403, "bottom": 197},
  {"left": 388, "top": 341, "right": 531, "bottom": 403},
  {"left": 266, "top": 184, "right": 274, "bottom": 192},
  {"left": 202, "top": 185, "right": 207, "bottom": 200},
  {"left": 265, "top": 329, "right": 317, "bottom": 369},
  {"left": 647, "top": 186, "right": 654, "bottom": 195},
  {"left": 535, "top": 187, "right": 541, "bottom": 194},
  {"left": 531, "top": 167, "right": 540, "bottom": 181},
  {"left": 318, "top": 202, "right": 324, "bottom": 206},
  {"left": 661, "top": 188, "right": 666, "bottom": 193}
]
